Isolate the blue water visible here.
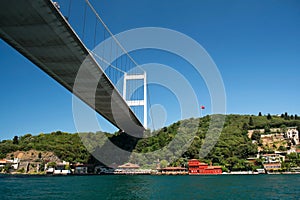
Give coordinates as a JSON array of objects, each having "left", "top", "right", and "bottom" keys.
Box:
[{"left": 1, "top": 174, "right": 299, "bottom": 199}]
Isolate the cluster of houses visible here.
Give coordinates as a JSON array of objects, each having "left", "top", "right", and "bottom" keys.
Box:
[
  {"left": 248, "top": 126, "right": 300, "bottom": 173},
  {"left": 0, "top": 157, "right": 224, "bottom": 175},
  {"left": 2, "top": 153, "right": 300, "bottom": 175},
  {"left": 249, "top": 127, "right": 299, "bottom": 148},
  {"left": 47, "top": 162, "right": 154, "bottom": 175},
  {"left": 247, "top": 151, "right": 300, "bottom": 174},
  {"left": 48, "top": 162, "right": 187, "bottom": 175}
]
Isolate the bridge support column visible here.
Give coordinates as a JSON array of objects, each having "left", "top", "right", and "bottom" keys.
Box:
[{"left": 123, "top": 73, "right": 147, "bottom": 129}]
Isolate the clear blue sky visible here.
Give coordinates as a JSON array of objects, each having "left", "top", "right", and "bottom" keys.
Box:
[{"left": 1, "top": 0, "right": 300, "bottom": 140}]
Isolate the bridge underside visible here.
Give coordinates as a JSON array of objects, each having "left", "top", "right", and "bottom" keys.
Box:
[{"left": 0, "top": 0, "right": 145, "bottom": 136}]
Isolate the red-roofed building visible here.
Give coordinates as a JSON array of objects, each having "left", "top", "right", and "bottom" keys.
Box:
[
  {"left": 0, "top": 159, "right": 12, "bottom": 168},
  {"left": 188, "top": 159, "right": 222, "bottom": 175}
]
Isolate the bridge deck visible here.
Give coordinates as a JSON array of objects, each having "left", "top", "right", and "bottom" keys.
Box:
[{"left": 0, "top": 0, "right": 145, "bottom": 136}]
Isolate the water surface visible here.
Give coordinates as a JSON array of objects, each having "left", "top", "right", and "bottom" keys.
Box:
[{"left": 1, "top": 174, "right": 299, "bottom": 199}]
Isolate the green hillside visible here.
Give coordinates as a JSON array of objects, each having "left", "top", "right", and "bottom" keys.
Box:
[
  {"left": 1, "top": 114, "right": 300, "bottom": 171},
  {"left": 130, "top": 114, "right": 300, "bottom": 170},
  {"left": 0, "top": 131, "right": 92, "bottom": 163}
]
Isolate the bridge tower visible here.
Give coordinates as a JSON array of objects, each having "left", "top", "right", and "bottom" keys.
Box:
[{"left": 123, "top": 73, "right": 147, "bottom": 129}]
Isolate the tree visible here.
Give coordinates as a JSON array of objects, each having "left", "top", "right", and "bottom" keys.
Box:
[
  {"left": 17, "top": 168, "right": 25, "bottom": 173},
  {"left": 65, "top": 164, "right": 71, "bottom": 170},
  {"left": 264, "top": 125, "right": 271, "bottom": 134},
  {"left": 13, "top": 136, "right": 19, "bottom": 145},
  {"left": 242, "top": 123, "right": 248, "bottom": 131},
  {"left": 251, "top": 131, "right": 261, "bottom": 141},
  {"left": 278, "top": 145, "right": 287, "bottom": 151},
  {"left": 3, "top": 165, "right": 10, "bottom": 173},
  {"left": 249, "top": 117, "right": 254, "bottom": 126},
  {"left": 258, "top": 112, "right": 262, "bottom": 116},
  {"left": 38, "top": 152, "right": 42, "bottom": 159},
  {"left": 284, "top": 112, "right": 289, "bottom": 120},
  {"left": 160, "top": 160, "right": 168, "bottom": 168},
  {"left": 280, "top": 124, "right": 287, "bottom": 134},
  {"left": 47, "top": 162, "right": 57, "bottom": 168},
  {"left": 267, "top": 114, "right": 272, "bottom": 120}
]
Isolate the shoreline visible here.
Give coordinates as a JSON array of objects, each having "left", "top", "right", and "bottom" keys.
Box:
[{"left": 1, "top": 172, "right": 300, "bottom": 176}]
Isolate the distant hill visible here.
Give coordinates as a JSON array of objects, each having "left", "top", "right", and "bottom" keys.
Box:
[{"left": 1, "top": 114, "right": 300, "bottom": 171}]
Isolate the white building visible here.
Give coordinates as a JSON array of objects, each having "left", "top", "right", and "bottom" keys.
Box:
[
  {"left": 0, "top": 158, "right": 20, "bottom": 170},
  {"left": 262, "top": 154, "right": 285, "bottom": 163},
  {"left": 11, "top": 158, "right": 20, "bottom": 170},
  {"left": 285, "top": 127, "right": 299, "bottom": 145},
  {"left": 53, "top": 169, "right": 71, "bottom": 175}
]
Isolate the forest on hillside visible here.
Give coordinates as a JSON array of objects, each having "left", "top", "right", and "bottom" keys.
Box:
[{"left": 1, "top": 113, "right": 300, "bottom": 171}]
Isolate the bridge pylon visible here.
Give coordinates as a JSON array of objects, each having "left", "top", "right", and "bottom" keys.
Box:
[{"left": 123, "top": 73, "right": 147, "bottom": 129}]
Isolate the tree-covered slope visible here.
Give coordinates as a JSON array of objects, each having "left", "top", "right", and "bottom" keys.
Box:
[{"left": 1, "top": 114, "right": 299, "bottom": 170}]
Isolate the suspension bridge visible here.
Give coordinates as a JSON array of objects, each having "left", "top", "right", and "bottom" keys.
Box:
[{"left": 0, "top": 0, "right": 149, "bottom": 136}]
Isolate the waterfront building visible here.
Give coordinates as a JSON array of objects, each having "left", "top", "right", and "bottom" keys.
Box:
[
  {"left": 261, "top": 154, "right": 284, "bottom": 172},
  {"left": 115, "top": 163, "right": 144, "bottom": 174},
  {"left": 46, "top": 168, "right": 54, "bottom": 174},
  {"left": 261, "top": 154, "right": 285, "bottom": 163},
  {"left": 94, "top": 166, "right": 115, "bottom": 174},
  {"left": 118, "top": 163, "right": 140, "bottom": 169},
  {"left": 54, "top": 162, "right": 71, "bottom": 175},
  {"left": 0, "top": 159, "right": 12, "bottom": 169},
  {"left": 188, "top": 159, "right": 222, "bottom": 175},
  {"left": 263, "top": 163, "right": 281, "bottom": 171},
  {"left": 72, "top": 163, "right": 94, "bottom": 174},
  {"left": 158, "top": 167, "right": 188, "bottom": 175},
  {"left": 114, "top": 163, "right": 152, "bottom": 174},
  {"left": 0, "top": 158, "right": 20, "bottom": 170},
  {"left": 256, "top": 168, "right": 266, "bottom": 174}
]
